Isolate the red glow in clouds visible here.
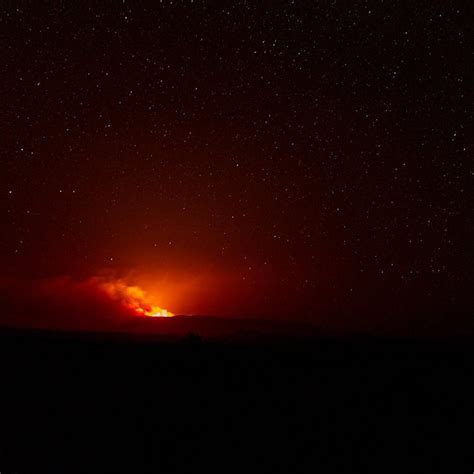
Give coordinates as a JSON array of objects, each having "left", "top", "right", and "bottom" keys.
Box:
[
  {"left": 95, "top": 278, "right": 174, "bottom": 318},
  {"left": 0, "top": 274, "right": 177, "bottom": 331}
]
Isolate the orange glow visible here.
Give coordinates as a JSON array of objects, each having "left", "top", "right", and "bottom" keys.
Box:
[{"left": 96, "top": 278, "right": 174, "bottom": 318}]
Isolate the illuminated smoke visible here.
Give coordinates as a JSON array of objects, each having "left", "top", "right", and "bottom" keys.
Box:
[{"left": 93, "top": 277, "right": 174, "bottom": 317}]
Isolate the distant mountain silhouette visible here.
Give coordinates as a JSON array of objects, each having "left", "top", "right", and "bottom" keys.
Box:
[
  {"left": 121, "top": 315, "right": 319, "bottom": 340},
  {"left": 0, "top": 313, "right": 319, "bottom": 341}
]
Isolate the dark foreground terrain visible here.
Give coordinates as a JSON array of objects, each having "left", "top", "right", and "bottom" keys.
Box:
[{"left": 0, "top": 327, "right": 473, "bottom": 472}]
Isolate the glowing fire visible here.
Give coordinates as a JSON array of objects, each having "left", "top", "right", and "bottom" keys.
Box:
[{"left": 96, "top": 278, "right": 174, "bottom": 318}]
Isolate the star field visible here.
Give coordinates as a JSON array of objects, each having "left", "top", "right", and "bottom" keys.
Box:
[{"left": 0, "top": 2, "right": 471, "bottom": 330}]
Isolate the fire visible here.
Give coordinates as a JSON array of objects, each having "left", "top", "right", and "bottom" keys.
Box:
[{"left": 96, "top": 278, "right": 174, "bottom": 318}]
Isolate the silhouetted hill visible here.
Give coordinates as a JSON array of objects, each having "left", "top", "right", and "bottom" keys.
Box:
[
  {"left": 0, "top": 313, "right": 321, "bottom": 341},
  {"left": 123, "top": 314, "right": 319, "bottom": 340},
  {"left": 0, "top": 324, "right": 473, "bottom": 472}
]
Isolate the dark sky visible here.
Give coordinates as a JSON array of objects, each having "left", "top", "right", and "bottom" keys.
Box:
[{"left": 0, "top": 2, "right": 471, "bottom": 332}]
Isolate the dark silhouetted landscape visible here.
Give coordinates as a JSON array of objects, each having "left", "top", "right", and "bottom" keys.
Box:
[{"left": 1, "top": 321, "right": 473, "bottom": 472}]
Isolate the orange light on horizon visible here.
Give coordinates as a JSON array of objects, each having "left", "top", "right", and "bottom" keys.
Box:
[
  {"left": 135, "top": 305, "right": 174, "bottom": 318},
  {"left": 95, "top": 278, "right": 174, "bottom": 318}
]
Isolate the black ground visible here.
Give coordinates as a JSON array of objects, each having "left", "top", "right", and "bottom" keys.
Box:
[{"left": 0, "top": 327, "right": 473, "bottom": 472}]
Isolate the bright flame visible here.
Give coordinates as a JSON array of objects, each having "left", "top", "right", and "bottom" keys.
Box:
[{"left": 96, "top": 278, "right": 174, "bottom": 318}]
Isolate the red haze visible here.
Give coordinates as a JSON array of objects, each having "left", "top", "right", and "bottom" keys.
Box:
[{"left": 0, "top": 276, "right": 142, "bottom": 331}]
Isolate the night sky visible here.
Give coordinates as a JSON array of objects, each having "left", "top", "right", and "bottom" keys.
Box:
[{"left": 0, "top": 2, "right": 471, "bottom": 332}]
